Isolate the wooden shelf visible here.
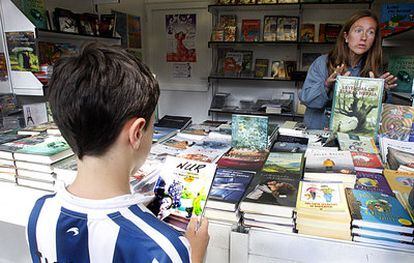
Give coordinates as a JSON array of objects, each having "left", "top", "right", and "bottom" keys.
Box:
[{"left": 209, "top": 107, "right": 304, "bottom": 118}]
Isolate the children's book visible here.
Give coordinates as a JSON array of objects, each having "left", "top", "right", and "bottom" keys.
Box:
[
  {"left": 346, "top": 189, "right": 414, "bottom": 234},
  {"left": 263, "top": 16, "right": 278, "bottom": 42},
  {"left": 254, "top": 59, "right": 269, "bottom": 78},
  {"left": 147, "top": 156, "right": 217, "bottom": 231},
  {"left": 231, "top": 114, "right": 268, "bottom": 150},
  {"left": 337, "top": 132, "right": 378, "bottom": 154},
  {"left": 387, "top": 56, "right": 414, "bottom": 94},
  {"left": 351, "top": 152, "right": 383, "bottom": 174},
  {"left": 380, "top": 3, "right": 414, "bottom": 38},
  {"left": 5, "top": 31, "right": 39, "bottom": 72},
  {"left": 223, "top": 52, "right": 243, "bottom": 75},
  {"left": 300, "top": 23, "right": 315, "bottom": 42},
  {"left": 276, "top": 17, "right": 298, "bottom": 41},
  {"left": 380, "top": 104, "right": 414, "bottom": 142},
  {"left": 207, "top": 168, "right": 255, "bottom": 211},
  {"left": 305, "top": 150, "right": 355, "bottom": 175},
  {"left": 217, "top": 148, "right": 269, "bottom": 171},
  {"left": 241, "top": 19, "right": 261, "bottom": 42},
  {"left": 330, "top": 76, "right": 384, "bottom": 138},
  {"left": 355, "top": 172, "right": 393, "bottom": 196}
]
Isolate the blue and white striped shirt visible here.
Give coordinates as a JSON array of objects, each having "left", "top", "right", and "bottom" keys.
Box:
[{"left": 26, "top": 184, "right": 191, "bottom": 263}]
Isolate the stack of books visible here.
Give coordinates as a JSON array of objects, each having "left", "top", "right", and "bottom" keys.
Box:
[
  {"left": 0, "top": 131, "right": 29, "bottom": 183},
  {"left": 347, "top": 189, "right": 414, "bottom": 249},
  {"left": 239, "top": 152, "right": 304, "bottom": 232},
  {"left": 17, "top": 122, "right": 58, "bottom": 136},
  {"left": 295, "top": 181, "right": 351, "bottom": 240},
  {"left": 0, "top": 133, "right": 73, "bottom": 191}
]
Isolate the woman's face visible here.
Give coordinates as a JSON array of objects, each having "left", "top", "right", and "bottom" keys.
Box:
[{"left": 344, "top": 16, "right": 377, "bottom": 56}]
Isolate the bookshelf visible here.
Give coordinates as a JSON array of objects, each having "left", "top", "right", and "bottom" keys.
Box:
[{"left": 207, "top": 1, "right": 372, "bottom": 121}]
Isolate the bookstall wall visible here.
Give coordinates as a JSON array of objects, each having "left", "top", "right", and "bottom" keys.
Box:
[{"left": 207, "top": 1, "right": 374, "bottom": 124}]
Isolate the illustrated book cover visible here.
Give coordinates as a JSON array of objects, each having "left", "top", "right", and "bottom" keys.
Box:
[
  {"left": 379, "top": 104, "right": 414, "bottom": 142},
  {"left": 387, "top": 55, "right": 414, "bottom": 94},
  {"left": 231, "top": 114, "right": 268, "bottom": 150},
  {"left": 241, "top": 19, "right": 261, "bottom": 42},
  {"left": 355, "top": 172, "right": 394, "bottom": 196}
]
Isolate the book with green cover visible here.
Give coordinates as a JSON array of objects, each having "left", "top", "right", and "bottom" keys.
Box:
[
  {"left": 232, "top": 114, "right": 268, "bottom": 151},
  {"left": 387, "top": 55, "right": 414, "bottom": 94},
  {"left": 330, "top": 76, "right": 384, "bottom": 138},
  {"left": 20, "top": 0, "right": 48, "bottom": 29},
  {"left": 5, "top": 31, "right": 39, "bottom": 72}
]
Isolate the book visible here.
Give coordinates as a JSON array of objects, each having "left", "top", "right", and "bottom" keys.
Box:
[
  {"left": 5, "top": 31, "right": 39, "bottom": 72},
  {"left": 178, "top": 140, "right": 231, "bottom": 163},
  {"left": 276, "top": 17, "right": 298, "bottom": 41},
  {"left": 20, "top": 0, "right": 48, "bottom": 29},
  {"left": 22, "top": 103, "right": 48, "bottom": 127},
  {"left": 7, "top": 134, "right": 73, "bottom": 164},
  {"left": 217, "top": 148, "right": 269, "bottom": 171},
  {"left": 387, "top": 56, "right": 414, "bottom": 94},
  {"left": 379, "top": 137, "right": 414, "bottom": 163},
  {"left": 147, "top": 156, "right": 217, "bottom": 231},
  {"left": 52, "top": 156, "right": 77, "bottom": 185},
  {"left": 337, "top": 132, "right": 378, "bottom": 154},
  {"left": 346, "top": 189, "right": 414, "bottom": 234},
  {"left": 271, "top": 61, "right": 287, "bottom": 79},
  {"left": 352, "top": 227, "right": 414, "bottom": 243},
  {"left": 155, "top": 115, "right": 192, "bottom": 130},
  {"left": 325, "top": 23, "right": 342, "bottom": 43},
  {"left": 380, "top": 104, "right": 414, "bottom": 142},
  {"left": 223, "top": 52, "right": 243, "bottom": 75},
  {"left": 380, "top": 3, "right": 414, "bottom": 38},
  {"left": 278, "top": 121, "right": 306, "bottom": 137},
  {"left": 254, "top": 59, "right": 269, "bottom": 78},
  {"left": 99, "top": 14, "right": 116, "bottom": 37},
  {"left": 15, "top": 160, "right": 54, "bottom": 174},
  {"left": 355, "top": 172, "right": 394, "bottom": 196},
  {"left": 231, "top": 114, "right": 268, "bottom": 151},
  {"left": 54, "top": 8, "right": 79, "bottom": 33},
  {"left": 318, "top": 23, "right": 326, "bottom": 42},
  {"left": 152, "top": 126, "right": 178, "bottom": 143},
  {"left": 243, "top": 219, "right": 294, "bottom": 232},
  {"left": 16, "top": 177, "right": 54, "bottom": 192},
  {"left": 330, "top": 76, "right": 384, "bottom": 138},
  {"left": 305, "top": 150, "right": 355, "bottom": 175},
  {"left": 386, "top": 147, "right": 414, "bottom": 171},
  {"left": 300, "top": 23, "right": 315, "bottom": 42},
  {"left": 207, "top": 168, "right": 255, "bottom": 211},
  {"left": 383, "top": 169, "right": 414, "bottom": 198},
  {"left": 240, "top": 50, "right": 253, "bottom": 75},
  {"left": 351, "top": 152, "right": 384, "bottom": 174},
  {"left": 243, "top": 212, "right": 294, "bottom": 225},
  {"left": 263, "top": 16, "right": 278, "bottom": 42},
  {"left": 241, "top": 19, "right": 261, "bottom": 42},
  {"left": 0, "top": 132, "right": 29, "bottom": 145},
  {"left": 353, "top": 235, "right": 414, "bottom": 250}
]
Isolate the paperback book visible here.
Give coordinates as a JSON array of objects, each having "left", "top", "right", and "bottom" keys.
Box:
[
  {"left": 351, "top": 152, "right": 383, "bottom": 174},
  {"left": 217, "top": 148, "right": 269, "bottom": 171},
  {"left": 276, "top": 17, "right": 298, "bottom": 41},
  {"left": 254, "top": 59, "right": 269, "bottom": 78},
  {"left": 330, "top": 76, "right": 384, "bottom": 138},
  {"left": 241, "top": 19, "right": 261, "bottom": 42},
  {"left": 231, "top": 114, "right": 268, "bottom": 150},
  {"left": 263, "top": 16, "right": 278, "bottom": 42}
]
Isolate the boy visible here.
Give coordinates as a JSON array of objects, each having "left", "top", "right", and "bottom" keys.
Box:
[{"left": 27, "top": 43, "right": 209, "bottom": 263}]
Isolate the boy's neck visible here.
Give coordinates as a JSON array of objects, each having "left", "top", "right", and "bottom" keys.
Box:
[{"left": 68, "top": 152, "right": 133, "bottom": 200}]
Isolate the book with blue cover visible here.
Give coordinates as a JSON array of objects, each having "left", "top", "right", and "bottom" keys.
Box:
[
  {"left": 346, "top": 189, "right": 414, "bottom": 234},
  {"left": 152, "top": 126, "right": 177, "bottom": 143},
  {"left": 231, "top": 114, "right": 268, "bottom": 150},
  {"left": 355, "top": 172, "right": 394, "bottom": 196},
  {"left": 207, "top": 168, "right": 255, "bottom": 211}
]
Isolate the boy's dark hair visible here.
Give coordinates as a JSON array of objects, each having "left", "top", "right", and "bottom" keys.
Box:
[{"left": 48, "top": 42, "right": 160, "bottom": 159}]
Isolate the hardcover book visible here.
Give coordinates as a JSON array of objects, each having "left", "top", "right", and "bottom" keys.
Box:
[
  {"left": 383, "top": 169, "right": 414, "bottom": 198},
  {"left": 241, "top": 19, "right": 261, "bottom": 42},
  {"left": 324, "top": 23, "right": 342, "bottom": 43},
  {"left": 387, "top": 56, "right": 414, "bottom": 94},
  {"left": 380, "top": 104, "right": 414, "bottom": 142},
  {"left": 330, "top": 76, "right": 384, "bottom": 138},
  {"left": 276, "top": 17, "right": 298, "bottom": 41},
  {"left": 355, "top": 172, "right": 394, "bottom": 196},
  {"left": 263, "top": 16, "right": 278, "bottom": 42},
  {"left": 300, "top": 23, "right": 315, "bottom": 42},
  {"left": 155, "top": 115, "right": 192, "bottom": 130},
  {"left": 148, "top": 156, "right": 217, "bottom": 231},
  {"left": 337, "top": 132, "right": 378, "bottom": 154},
  {"left": 207, "top": 168, "right": 255, "bottom": 211},
  {"left": 231, "top": 114, "right": 268, "bottom": 150},
  {"left": 346, "top": 189, "right": 414, "bottom": 234},
  {"left": 351, "top": 152, "right": 383, "bottom": 174},
  {"left": 254, "top": 59, "right": 269, "bottom": 78},
  {"left": 5, "top": 31, "right": 39, "bottom": 72},
  {"left": 223, "top": 52, "right": 243, "bottom": 75},
  {"left": 305, "top": 150, "right": 355, "bottom": 175},
  {"left": 217, "top": 148, "right": 269, "bottom": 171},
  {"left": 380, "top": 3, "right": 414, "bottom": 38}
]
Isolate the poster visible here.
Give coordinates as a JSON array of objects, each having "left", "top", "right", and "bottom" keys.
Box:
[
  {"left": 128, "top": 14, "right": 142, "bottom": 49},
  {"left": 165, "top": 14, "right": 196, "bottom": 62},
  {"left": 172, "top": 63, "right": 192, "bottom": 79},
  {"left": 112, "top": 11, "right": 128, "bottom": 48}
]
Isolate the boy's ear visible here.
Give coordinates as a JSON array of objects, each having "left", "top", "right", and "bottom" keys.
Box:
[{"left": 128, "top": 117, "right": 147, "bottom": 150}]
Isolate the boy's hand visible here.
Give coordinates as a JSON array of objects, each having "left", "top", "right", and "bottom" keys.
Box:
[{"left": 185, "top": 217, "right": 210, "bottom": 263}]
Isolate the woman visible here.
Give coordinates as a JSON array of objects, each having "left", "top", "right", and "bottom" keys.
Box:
[{"left": 299, "top": 10, "right": 398, "bottom": 130}]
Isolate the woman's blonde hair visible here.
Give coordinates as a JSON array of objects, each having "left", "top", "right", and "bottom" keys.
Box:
[{"left": 327, "top": 10, "right": 383, "bottom": 77}]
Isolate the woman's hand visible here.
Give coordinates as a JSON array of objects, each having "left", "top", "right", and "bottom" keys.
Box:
[
  {"left": 325, "top": 64, "right": 350, "bottom": 91},
  {"left": 369, "top": 71, "right": 398, "bottom": 90}
]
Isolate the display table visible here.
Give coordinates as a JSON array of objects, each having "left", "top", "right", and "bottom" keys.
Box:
[{"left": 0, "top": 182, "right": 413, "bottom": 263}]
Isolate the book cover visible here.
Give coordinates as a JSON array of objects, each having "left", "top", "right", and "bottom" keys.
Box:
[
  {"left": 148, "top": 156, "right": 216, "bottom": 231},
  {"left": 387, "top": 56, "right": 414, "bottom": 93},
  {"left": 223, "top": 52, "right": 243, "bottom": 75},
  {"left": 152, "top": 126, "right": 177, "bottom": 143},
  {"left": 380, "top": 104, "right": 414, "bottom": 142},
  {"left": 330, "top": 76, "right": 384, "bottom": 138},
  {"left": 305, "top": 150, "right": 355, "bottom": 175},
  {"left": 261, "top": 152, "right": 304, "bottom": 178},
  {"left": 351, "top": 152, "right": 383, "bottom": 173},
  {"left": 300, "top": 23, "right": 315, "bottom": 42},
  {"left": 254, "top": 59, "right": 269, "bottom": 78},
  {"left": 5, "top": 31, "right": 39, "bottom": 72},
  {"left": 240, "top": 50, "right": 253, "bottom": 75},
  {"left": 325, "top": 23, "right": 342, "bottom": 43},
  {"left": 217, "top": 148, "right": 269, "bottom": 171},
  {"left": 386, "top": 147, "right": 414, "bottom": 171},
  {"left": 276, "top": 17, "right": 298, "bottom": 41},
  {"left": 380, "top": 3, "right": 414, "bottom": 37},
  {"left": 208, "top": 168, "right": 255, "bottom": 208},
  {"left": 241, "top": 19, "right": 261, "bottom": 42},
  {"left": 20, "top": 0, "right": 48, "bottom": 29},
  {"left": 337, "top": 132, "right": 378, "bottom": 154},
  {"left": 384, "top": 169, "right": 414, "bottom": 197},
  {"left": 54, "top": 8, "right": 79, "bottom": 33},
  {"left": 155, "top": 115, "right": 192, "bottom": 130},
  {"left": 231, "top": 114, "right": 268, "bottom": 150},
  {"left": 355, "top": 172, "right": 394, "bottom": 196},
  {"left": 15, "top": 134, "right": 70, "bottom": 157},
  {"left": 346, "top": 189, "right": 414, "bottom": 233},
  {"left": 99, "top": 14, "right": 116, "bottom": 37},
  {"left": 178, "top": 140, "right": 231, "bottom": 163},
  {"left": 219, "top": 14, "right": 237, "bottom": 27},
  {"left": 271, "top": 61, "right": 287, "bottom": 79},
  {"left": 23, "top": 103, "right": 48, "bottom": 127},
  {"left": 0, "top": 132, "right": 29, "bottom": 145},
  {"left": 223, "top": 26, "right": 237, "bottom": 42},
  {"left": 263, "top": 16, "right": 278, "bottom": 42}
]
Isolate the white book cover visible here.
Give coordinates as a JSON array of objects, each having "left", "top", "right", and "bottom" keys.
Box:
[{"left": 23, "top": 103, "right": 48, "bottom": 127}]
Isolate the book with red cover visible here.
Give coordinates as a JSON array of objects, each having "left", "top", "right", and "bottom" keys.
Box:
[
  {"left": 355, "top": 172, "right": 394, "bottom": 196},
  {"left": 351, "top": 152, "right": 384, "bottom": 174},
  {"left": 241, "top": 19, "right": 261, "bottom": 42},
  {"left": 217, "top": 148, "right": 269, "bottom": 171}
]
